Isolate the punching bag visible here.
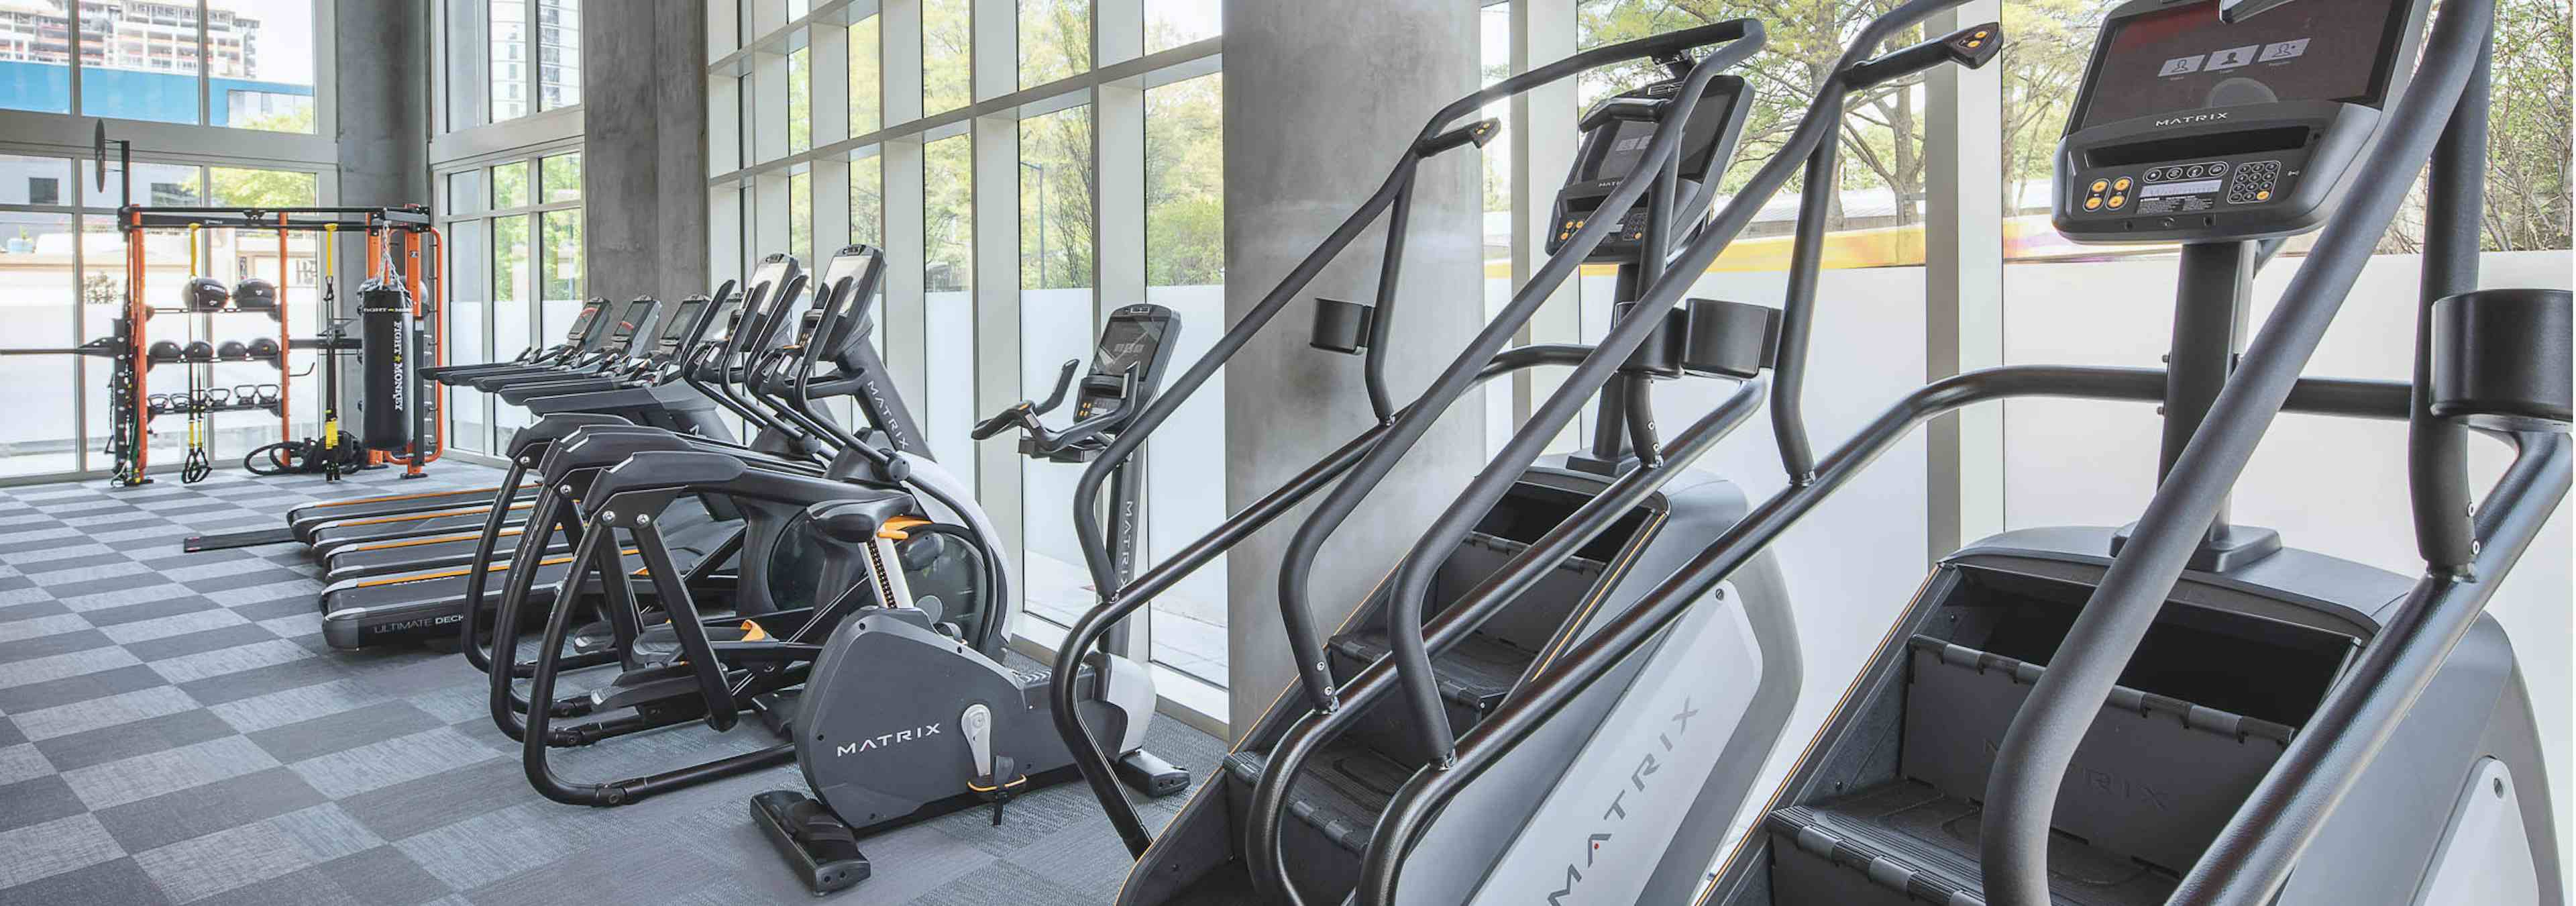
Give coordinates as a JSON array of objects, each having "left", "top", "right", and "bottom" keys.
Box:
[{"left": 357, "top": 279, "right": 414, "bottom": 451}]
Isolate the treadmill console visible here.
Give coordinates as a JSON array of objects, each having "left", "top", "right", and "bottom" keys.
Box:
[
  {"left": 605, "top": 298, "right": 659, "bottom": 348},
  {"left": 654, "top": 297, "right": 711, "bottom": 356},
  {"left": 2053, "top": 0, "right": 2426, "bottom": 242},
  {"left": 563, "top": 301, "right": 606, "bottom": 345},
  {"left": 1548, "top": 73, "right": 1750, "bottom": 261}
]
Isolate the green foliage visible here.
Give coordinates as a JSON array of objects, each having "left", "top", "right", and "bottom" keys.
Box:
[
  {"left": 852, "top": 159, "right": 884, "bottom": 245},
  {"left": 209, "top": 167, "right": 317, "bottom": 208},
  {"left": 924, "top": 0, "right": 973, "bottom": 115},
  {"left": 541, "top": 210, "right": 582, "bottom": 301},
  {"left": 541, "top": 153, "right": 582, "bottom": 203},
  {"left": 925, "top": 135, "right": 974, "bottom": 291},
  {"left": 1022, "top": 105, "right": 1095, "bottom": 290},
  {"left": 851, "top": 17, "right": 882, "bottom": 135},
  {"left": 1020, "top": 0, "right": 1091, "bottom": 89},
  {"left": 789, "top": 47, "right": 813, "bottom": 153},
  {"left": 1146, "top": 73, "right": 1224, "bottom": 287},
  {"left": 790, "top": 170, "right": 814, "bottom": 264}
]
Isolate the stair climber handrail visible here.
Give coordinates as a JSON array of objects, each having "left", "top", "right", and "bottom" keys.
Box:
[
  {"left": 1051, "top": 346, "right": 1592, "bottom": 856},
  {"left": 1271, "top": 32, "right": 1759, "bottom": 794},
  {"left": 1355, "top": 365, "right": 2440, "bottom": 906},
  {"left": 1974, "top": 1, "right": 2500, "bottom": 903},
  {"left": 1245, "top": 374, "right": 1770, "bottom": 905}
]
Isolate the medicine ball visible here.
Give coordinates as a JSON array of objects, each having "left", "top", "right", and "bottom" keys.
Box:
[
  {"left": 147, "top": 340, "right": 183, "bottom": 362},
  {"left": 247, "top": 337, "right": 282, "bottom": 360},
  {"left": 183, "top": 340, "right": 215, "bottom": 362},
  {"left": 232, "top": 278, "right": 278, "bottom": 315},
  {"left": 182, "top": 276, "right": 229, "bottom": 312},
  {"left": 217, "top": 340, "right": 249, "bottom": 361}
]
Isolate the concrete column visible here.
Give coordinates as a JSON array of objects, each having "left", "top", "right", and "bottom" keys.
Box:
[
  {"left": 582, "top": 0, "right": 710, "bottom": 305},
  {"left": 333, "top": 0, "right": 429, "bottom": 304},
  {"left": 1221, "top": 0, "right": 1483, "bottom": 732}
]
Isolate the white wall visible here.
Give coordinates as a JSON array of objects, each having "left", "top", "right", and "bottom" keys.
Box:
[{"left": 2003, "top": 250, "right": 2575, "bottom": 870}]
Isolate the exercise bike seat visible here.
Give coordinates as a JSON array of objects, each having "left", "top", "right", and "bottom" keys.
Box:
[{"left": 806, "top": 493, "right": 918, "bottom": 543}]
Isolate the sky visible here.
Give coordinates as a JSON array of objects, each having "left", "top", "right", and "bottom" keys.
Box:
[{"left": 213, "top": 0, "right": 317, "bottom": 85}]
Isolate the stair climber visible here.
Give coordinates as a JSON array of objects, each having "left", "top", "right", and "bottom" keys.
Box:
[{"left": 1700, "top": 1, "right": 2563, "bottom": 905}]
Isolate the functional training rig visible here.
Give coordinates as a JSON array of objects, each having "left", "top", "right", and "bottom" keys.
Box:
[{"left": 75, "top": 126, "right": 445, "bottom": 484}]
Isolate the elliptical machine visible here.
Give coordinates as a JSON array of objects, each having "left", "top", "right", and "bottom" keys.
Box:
[{"left": 751, "top": 303, "right": 1193, "bottom": 895}]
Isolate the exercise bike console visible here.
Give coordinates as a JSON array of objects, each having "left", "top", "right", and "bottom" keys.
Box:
[{"left": 973, "top": 303, "right": 1181, "bottom": 462}]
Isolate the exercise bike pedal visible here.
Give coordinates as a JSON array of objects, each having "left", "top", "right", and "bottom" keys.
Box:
[
  {"left": 751, "top": 790, "right": 869, "bottom": 897},
  {"left": 1114, "top": 749, "right": 1191, "bottom": 799}
]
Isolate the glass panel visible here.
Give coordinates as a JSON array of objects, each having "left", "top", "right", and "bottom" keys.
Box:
[
  {"left": 82, "top": 0, "right": 203, "bottom": 123},
  {"left": 0, "top": 0, "right": 72, "bottom": 114},
  {"left": 0, "top": 156, "right": 71, "bottom": 207},
  {"left": 922, "top": 133, "right": 973, "bottom": 469},
  {"left": 539, "top": 0, "right": 580, "bottom": 110},
  {"left": 81, "top": 161, "right": 203, "bottom": 208},
  {"left": 1143, "top": 72, "right": 1225, "bottom": 686},
  {"left": 492, "top": 161, "right": 531, "bottom": 209},
  {"left": 211, "top": 0, "right": 317, "bottom": 132},
  {"left": 1572, "top": 0, "right": 1934, "bottom": 639},
  {"left": 492, "top": 0, "right": 529, "bottom": 121},
  {"left": 2480, "top": 0, "right": 2570, "bottom": 253},
  {"left": 540, "top": 209, "right": 583, "bottom": 338},
  {"left": 1017, "top": 104, "right": 1093, "bottom": 629},
  {"left": 788, "top": 168, "right": 812, "bottom": 264},
  {"left": 492, "top": 214, "right": 533, "bottom": 444},
  {"left": 0, "top": 214, "right": 79, "bottom": 477},
  {"left": 444, "top": 217, "right": 492, "bottom": 454},
  {"left": 922, "top": 0, "right": 970, "bottom": 115},
  {"left": 788, "top": 44, "right": 811, "bottom": 153},
  {"left": 1020, "top": 0, "right": 1089, "bottom": 89},
  {"left": 849, "top": 16, "right": 880, "bottom": 136},
  {"left": 445, "top": 169, "right": 487, "bottom": 216},
  {"left": 541, "top": 152, "right": 582, "bottom": 203},
  {"left": 850, "top": 156, "right": 881, "bottom": 245},
  {"left": 209, "top": 168, "right": 318, "bottom": 207},
  {"left": 1146, "top": 0, "right": 1220, "bottom": 54}
]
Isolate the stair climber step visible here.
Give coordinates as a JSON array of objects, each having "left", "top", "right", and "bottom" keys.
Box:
[
  {"left": 1766, "top": 781, "right": 2175, "bottom": 906},
  {"left": 1899, "top": 636, "right": 2292, "bottom": 872},
  {"left": 1328, "top": 630, "right": 1533, "bottom": 766},
  {"left": 1220, "top": 738, "right": 1418, "bottom": 903}
]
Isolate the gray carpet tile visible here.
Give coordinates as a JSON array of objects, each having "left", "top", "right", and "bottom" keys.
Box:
[{"left": 0, "top": 464, "right": 1230, "bottom": 905}]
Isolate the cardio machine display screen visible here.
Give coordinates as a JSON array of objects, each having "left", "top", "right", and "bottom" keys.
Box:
[
  {"left": 1095, "top": 317, "right": 1167, "bottom": 375},
  {"left": 659, "top": 301, "right": 704, "bottom": 342},
  {"left": 2073, "top": 0, "right": 2408, "bottom": 131},
  {"left": 1579, "top": 79, "right": 1743, "bottom": 184}
]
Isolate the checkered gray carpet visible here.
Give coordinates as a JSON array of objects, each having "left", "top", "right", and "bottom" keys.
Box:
[{"left": 0, "top": 464, "right": 1223, "bottom": 905}]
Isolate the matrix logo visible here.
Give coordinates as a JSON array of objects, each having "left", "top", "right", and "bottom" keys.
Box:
[
  {"left": 2153, "top": 111, "right": 2231, "bottom": 128},
  {"left": 834, "top": 723, "right": 943, "bottom": 757},
  {"left": 1546, "top": 699, "right": 1701, "bottom": 905}
]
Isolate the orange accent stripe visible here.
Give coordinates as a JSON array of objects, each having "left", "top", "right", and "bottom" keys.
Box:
[
  {"left": 305, "top": 485, "right": 520, "bottom": 510},
  {"left": 347, "top": 548, "right": 639, "bottom": 589},
  {"left": 347, "top": 527, "right": 524, "bottom": 552},
  {"left": 329, "top": 501, "right": 533, "bottom": 529}
]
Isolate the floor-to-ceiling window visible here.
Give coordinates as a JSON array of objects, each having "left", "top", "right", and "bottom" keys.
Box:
[
  {"left": 708, "top": 0, "right": 1228, "bottom": 715},
  {"left": 433, "top": 149, "right": 586, "bottom": 456},
  {"left": 431, "top": 1, "right": 586, "bottom": 460},
  {"left": 0, "top": 0, "right": 332, "bottom": 484}
]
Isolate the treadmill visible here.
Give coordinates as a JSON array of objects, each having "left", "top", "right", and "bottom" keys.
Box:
[
  {"left": 315, "top": 256, "right": 817, "bottom": 649},
  {"left": 318, "top": 295, "right": 733, "bottom": 583},
  {"left": 272, "top": 301, "right": 621, "bottom": 534},
  {"left": 296, "top": 298, "right": 673, "bottom": 552}
]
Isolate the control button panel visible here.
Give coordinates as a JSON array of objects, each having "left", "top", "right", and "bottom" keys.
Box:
[{"left": 2227, "top": 160, "right": 2283, "bottom": 205}]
